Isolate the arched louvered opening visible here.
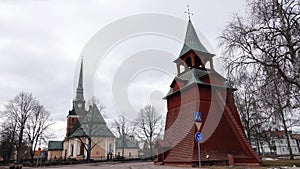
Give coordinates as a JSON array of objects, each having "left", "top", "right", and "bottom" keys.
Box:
[
  {"left": 186, "top": 57, "right": 192, "bottom": 68},
  {"left": 195, "top": 56, "right": 202, "bottom": 68}
]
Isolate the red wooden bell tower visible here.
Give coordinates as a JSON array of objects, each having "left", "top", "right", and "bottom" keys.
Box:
[{"left": 155, "top": 19, "right": 261, "bottom": 166}]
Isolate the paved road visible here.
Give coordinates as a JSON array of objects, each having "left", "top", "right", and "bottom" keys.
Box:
[
  {"left": 20, "top": 162, "right": 300, "bottom": 169},
  {"left": 23, "top": 162, "right": 194, "bottom": 169}
]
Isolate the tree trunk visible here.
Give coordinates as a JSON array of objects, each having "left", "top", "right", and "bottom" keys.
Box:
[
  {"left": 281, "top": 110, "right": 294, "bottom": 160},
  {"left": 274, "top": 81, "right": 294, "bottom": 160},
  {"left": 150, "top": 142, "right": 153, "bottom": 160},
  {"left": 30, "top": 148, "right": 34, "bottom": 165},
  {"left": 17, "top": 125, "right": 25, "bottom": 165},
  {"left": 122, "top": 137, "right": 125, "bottom": 157},
  {"left": 87, "top": 137, "right": 91, "bottom": 163},
  {"left": 255, "top": 138, "right": 261, "bottom": 155}
]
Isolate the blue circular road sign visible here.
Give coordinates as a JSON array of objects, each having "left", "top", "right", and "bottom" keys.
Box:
[{"left": 195, "top": 132, "right": 203, "bottom": 143}]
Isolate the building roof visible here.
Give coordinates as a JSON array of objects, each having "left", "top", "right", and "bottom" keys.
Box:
[
  {"left": 68, "top": 104, "right": 115, "bottom": 138},
  {"left": 263, "top": 130, "right": 293, "bottom": 138},
  {"left": 116, "top": 137, "right": 139, "bottom": 149},
  {"left": 164, "top": 69, "right": 228, "bottom": 98},
  {"left": 48, "top": 141, "right": 63, "bottom": 150},
  {"left": 179, "top": 20, "right": 210, "bottom": 57},
  {"left": 68, "top": 108, "right": 77, "bottom": 116},
  {"left": 291, "top": 134, "right": 300, "bottom": 140}
]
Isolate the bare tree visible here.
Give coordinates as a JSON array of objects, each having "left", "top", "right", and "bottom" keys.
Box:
[
  {"left": 259, "top": 68, "right": 298, "bottom": 159},
  {"left": 1, "top": 92, "right": 54, "bottom": 164},
  {"left": 220, "top": 0, "right": 300, "bottom": 90},
  {"left": 0, "top": 121, "right": 17, "bottom": 163},
  {"left": 228, "top": 71, "right": 270, "bottom": 144},
  {"left": 220, "top": 0, "right": 300, "bottom": 159},
  {"left": 112, "top": 114, "right": 134, "bottom": 157},
  {"left": 134, "top": 105, "right": 164, "bottom": 159},
  {"left": 2, "top": 92, "right": 38, "bottom": 164},
  {"left": 73, "top": 99, "right": 110, "bottom": 162},
  {"left": 25, "top": 105, "right": 53, "bottom": 164}
]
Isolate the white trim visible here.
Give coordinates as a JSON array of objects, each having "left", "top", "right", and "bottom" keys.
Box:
[
  {"left": 67, "top": 139, "right": 71, "bottom": 157},
  {"left": 47, "top": 151, "right": 51, "bottom": 160},
  {"left": 74, "top": 138, "right": 77, "bottom": 157},
  {"left": 105, "top": 138, "right": 108, "bottom": 156}
]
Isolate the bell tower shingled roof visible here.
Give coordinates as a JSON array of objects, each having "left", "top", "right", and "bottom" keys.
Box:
[{"left": 179, "top": 20, "right": 209, "bottom": 57}]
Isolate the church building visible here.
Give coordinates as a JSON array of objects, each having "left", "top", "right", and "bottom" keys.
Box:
[
  {"left": 48, "top": 60, "right": 116, "bottom": 160},
  {"left": 155, "top": 18, "right": 261, "bottom": 166}
]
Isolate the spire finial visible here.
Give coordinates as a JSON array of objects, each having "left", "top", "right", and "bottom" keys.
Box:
[{"left": 184, "top": 4, "right": 193, "bottom": 20}]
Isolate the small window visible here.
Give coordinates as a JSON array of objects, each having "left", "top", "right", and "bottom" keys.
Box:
[
  {"left": 118, "top": 152, "right": 120, "bottom": 156},
  {"left": 179, "top": 65, "right": 185, "bottom": 73},
  {"left": 129, "top": 152, "right": 132, "bottom": 157},
  {"left": 72, "top": 118, "right": 74, "bottom": 122},
  {"left": 205, "top": 61, "right": 211, "bottom": 69}
]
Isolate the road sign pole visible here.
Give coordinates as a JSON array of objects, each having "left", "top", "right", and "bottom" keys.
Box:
[
  {"left": 194, "top": 112, "right": 203, "bottom": 168},
  {"left": 198, "top": 142, "right": 201, "bottom": 168}
]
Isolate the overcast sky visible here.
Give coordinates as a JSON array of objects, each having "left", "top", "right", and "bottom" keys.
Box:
[{"left": 0, "top": 0, "right": 248, "bottom": 140}]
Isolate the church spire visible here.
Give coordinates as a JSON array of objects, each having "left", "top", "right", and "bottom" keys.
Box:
[
  {"left": 75, "top": 59, "right": 84, "bottom": 102},
  {"left": 179, "top": 19, "right": 209, "bottom": 57}
]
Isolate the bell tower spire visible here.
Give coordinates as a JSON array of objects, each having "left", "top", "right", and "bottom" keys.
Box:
[{"left": 174, "top": 19, "right": 215, "bottom": 76}]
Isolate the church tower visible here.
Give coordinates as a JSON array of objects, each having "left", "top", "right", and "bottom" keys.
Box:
[
  {"left": 66, "top": 60, "right": 85, "bottom": 136},
  {"left": 155, "top": 19, "right": 261, "bottom": 166},
  {"left": 73, "top": 60, "right": 85, "bottom": 111}
]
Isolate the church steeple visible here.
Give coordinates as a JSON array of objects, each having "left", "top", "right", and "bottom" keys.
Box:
[
  {"left": 174, "top": 19, "right": 215, "bottom": 75},
  {"left": 75, "top": 59, "right": 84, "bottom": 102},
  {"left": 73, "top": 59, "right": 85, "bottom": 110}
]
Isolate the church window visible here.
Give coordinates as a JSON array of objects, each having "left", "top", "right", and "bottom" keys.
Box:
[
  {"left": 80, "top": 143, "right": 84, "bottom": 155},
  {"left": 71, "top": 144, "right": 74, "bottom": 156}
]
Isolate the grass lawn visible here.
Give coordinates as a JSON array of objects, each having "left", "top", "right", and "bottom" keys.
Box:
[
  {"left": 262, "top": 159, "right": 300, "bottom": 167},
  {"left": 199, "top": 160, "right": 300, "bottom": 169}
]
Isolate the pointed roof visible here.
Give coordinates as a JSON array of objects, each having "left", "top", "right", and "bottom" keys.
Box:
[
  {"left": 70, "top": 104, "right": 115, "bottom": 138},
  {"left": 75, "top": 59, "right": 84, "bottom": 101},
  {"left": 164, "top": 69, "right": 230, "bottom": 99},
  {"left": 179, "top": 20, "right": 209, "bottom": 57}
]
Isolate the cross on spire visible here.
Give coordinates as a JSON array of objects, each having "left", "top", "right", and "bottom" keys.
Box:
[{"left": 184, "top": 4, "right": 193, "bottom": 20}]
